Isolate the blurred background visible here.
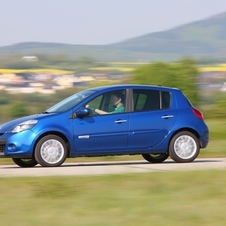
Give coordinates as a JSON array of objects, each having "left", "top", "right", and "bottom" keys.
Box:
[{"left": 0, "top": 0, "right": 226, "bottom": 123}]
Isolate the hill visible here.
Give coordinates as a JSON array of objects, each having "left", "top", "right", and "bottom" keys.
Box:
[
  {"left": 1, "top": 12, "right": 226, "bottom": 62},
  {"left": 111, "top": 11, "right": 226, "bottom": 61}
]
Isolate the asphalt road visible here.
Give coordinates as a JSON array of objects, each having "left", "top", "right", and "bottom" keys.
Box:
[{"left": 0, "top": 158, "right": 226, "bottom": 177}]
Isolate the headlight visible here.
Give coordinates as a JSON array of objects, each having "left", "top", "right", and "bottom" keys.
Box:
[{"left": 8, "top": 120, "right": 38, "bottom": 133}]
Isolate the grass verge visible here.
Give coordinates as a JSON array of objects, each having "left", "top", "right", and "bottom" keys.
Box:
[{"left": 0, "top": 170, "right": 226, "bottom": 226}]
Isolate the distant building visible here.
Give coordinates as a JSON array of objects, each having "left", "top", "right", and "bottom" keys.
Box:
[{"left": 21, "top": 56, "right": 39, "bottom": 62}]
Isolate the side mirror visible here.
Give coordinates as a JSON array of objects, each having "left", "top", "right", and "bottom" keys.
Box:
[{"left": 76, "top": 108, "right": 90, "bottom": 118}]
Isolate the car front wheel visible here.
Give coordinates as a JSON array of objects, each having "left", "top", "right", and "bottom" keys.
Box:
[
  {"left": 142, "top": 153, "right": 169, "bottom": 163},
  {"left": 169, "top": 131, "right": 199, "bottom": 163},
  {"left": 34, "top": 135, "right": 68, "bottom": 167},
  {"left": 12, "top": 158, "right": 38, "bottom": 167}
]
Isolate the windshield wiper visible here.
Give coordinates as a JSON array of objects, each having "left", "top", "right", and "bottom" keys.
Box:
[{"left": 40, "top": 111, "right": 50, "bottom": 114}]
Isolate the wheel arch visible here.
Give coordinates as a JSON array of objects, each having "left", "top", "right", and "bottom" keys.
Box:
[
  {"left": 168, "top": 128, "right": 201, "bottom": 150},
  {"left": 33, "top": 131, "right": 71, "bottom": 158}
]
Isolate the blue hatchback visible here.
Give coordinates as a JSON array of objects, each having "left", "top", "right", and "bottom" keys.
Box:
[{"left": 0, "top": 85, "right": 209, "bottom": 167}]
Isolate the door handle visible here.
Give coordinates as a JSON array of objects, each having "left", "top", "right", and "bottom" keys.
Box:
[
  {"left": 115, "top": 119, "right": 127, "bottom": 123},
  {"left": 161, "top": 115, "right": 174, "bottom": 119}
]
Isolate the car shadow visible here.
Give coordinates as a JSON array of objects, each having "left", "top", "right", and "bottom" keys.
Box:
[
  {"left": 60, "top": 158, "right": 224, "bottom": 168},
  {"left": 2, "top": 158, "right": 224, "bottom": 169}
]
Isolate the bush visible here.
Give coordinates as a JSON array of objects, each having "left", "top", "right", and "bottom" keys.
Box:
[{"left": 8, "top": 102, "right": 30, "bottom": 118}]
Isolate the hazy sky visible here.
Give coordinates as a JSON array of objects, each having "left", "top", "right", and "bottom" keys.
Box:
[{"left": 1, "top": 0, "right": 226, "bottom": 47}]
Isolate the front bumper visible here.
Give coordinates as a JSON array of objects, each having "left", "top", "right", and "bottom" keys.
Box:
[
  {"left": 0, "top": 130, "right": 37, "bottom": 158},
  {"left": 0, "top": 138, "right": 7, "bottom": 156}
]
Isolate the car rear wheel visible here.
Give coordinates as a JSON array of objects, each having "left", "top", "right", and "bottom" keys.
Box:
[
  {"left": 142, "top": 153, "right": 169, "bottom": 163},
  {"left": 169, "top": 131, "right": 199, "bottom": 163},
  {"left": 12, "top": 158, "right": 38, "bottom": 167},
  {"left": 34, "top": 135, "right": 68, "bottom": 167}
]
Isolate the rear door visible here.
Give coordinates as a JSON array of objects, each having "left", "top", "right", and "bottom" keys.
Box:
[{"left": 128, "top": 88, "right": 177, "bottom": 150}]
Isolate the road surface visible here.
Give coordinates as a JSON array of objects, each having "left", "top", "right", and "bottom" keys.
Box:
[{"left": 0, "top": 158, "right": 226, "bottom": 177}]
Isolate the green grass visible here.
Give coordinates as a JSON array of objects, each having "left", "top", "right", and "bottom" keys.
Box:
[
  {"left": 200, "top": 139, "right": 226, "bottom": 157},
  {"left": 197, "top": 119, "right": 226, "bottom": 157},
  {"left": 206, "top": 119, "right": 226, "bottom": 140},
  {"left": 0, "top": 171, "right": 226, "bottom": 225}
]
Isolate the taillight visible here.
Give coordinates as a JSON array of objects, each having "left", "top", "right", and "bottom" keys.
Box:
[{"left": 192, "top": 107, "right": 204, "bottom": 120}]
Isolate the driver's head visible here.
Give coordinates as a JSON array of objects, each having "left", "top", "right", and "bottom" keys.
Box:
[{"left": 111, "top": 92, "right": 124, "bottom": 106}]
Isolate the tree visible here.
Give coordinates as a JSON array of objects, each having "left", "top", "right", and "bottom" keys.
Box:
[
  {"left": 8, "top": 102, "right": 30, "bottom": 118},
  {"left": 131, "top": 58, "right": 199, "bottom": 106}
]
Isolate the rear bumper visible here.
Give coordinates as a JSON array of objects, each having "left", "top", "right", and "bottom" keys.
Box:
[{"left": 200, "top": 130, "right": 209, "bottom": 148}]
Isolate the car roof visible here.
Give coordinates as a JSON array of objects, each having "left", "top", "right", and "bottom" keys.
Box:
[{"left": 88, "top": 84, "right": 180, "bottom": 92}]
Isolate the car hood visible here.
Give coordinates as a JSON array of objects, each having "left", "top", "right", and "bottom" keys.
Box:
[{"left": 0, "top": 113, "right": 55, "bottom": 133}]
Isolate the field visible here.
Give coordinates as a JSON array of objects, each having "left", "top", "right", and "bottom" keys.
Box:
[
  {"left": 199, "top": 63, "right": 226, "bottom": 72},
  {"left": 1, "top": 62, "right": 226, "bottom": 74},
  {"left": 0, "top": 170, "right": 226, "bottom": 225}
]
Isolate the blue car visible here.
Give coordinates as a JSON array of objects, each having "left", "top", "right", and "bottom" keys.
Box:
[{"left": 0, "top": 85, "right": 209, "bottom": 167}]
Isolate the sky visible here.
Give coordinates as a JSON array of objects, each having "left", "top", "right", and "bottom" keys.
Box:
[{"left": 1, "top": 0, "right": 226, "bottom": 47}]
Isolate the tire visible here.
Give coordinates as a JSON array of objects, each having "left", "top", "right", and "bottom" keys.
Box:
[
  {"left": 169, "top": 131, "right": 199, "bottom": 163},
  {"left": 34, "top": 135, "right": 68, "bottom": 167},
  {"left": 142, "top": 153, "right": 169, "bottom": 163},
  {"left": 12, "top": 158, "right": 38, "bottom": 167}
]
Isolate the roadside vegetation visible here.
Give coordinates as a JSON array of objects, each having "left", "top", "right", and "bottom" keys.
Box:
[{"left": 0, "top": 171, "right": 226, "bottom": 225}]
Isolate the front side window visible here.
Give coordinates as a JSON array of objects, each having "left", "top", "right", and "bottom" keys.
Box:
[
  {"left": 85, "top": 90, "right": 126, "bottom": 115},
  {"left": 133, "top": 89, "right": 171, "bottom": 112}
]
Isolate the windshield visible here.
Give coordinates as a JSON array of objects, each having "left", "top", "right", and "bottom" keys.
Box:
[{"left": 46, "top": 90, "right": 96, "bottom": 113}]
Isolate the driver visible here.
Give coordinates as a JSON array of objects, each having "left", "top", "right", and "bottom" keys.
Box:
[{"left": 87, "top": 92, "right": 124, "bottom": 115}]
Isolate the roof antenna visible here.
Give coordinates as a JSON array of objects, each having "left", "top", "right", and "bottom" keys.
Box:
[{"left": 158, "top": 76, "right": 163, "bottom": 86}]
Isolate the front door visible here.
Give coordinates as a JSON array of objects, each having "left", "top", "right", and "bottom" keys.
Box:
[{"left": 72, "top": 90, "right": 129, "bottom": 155}]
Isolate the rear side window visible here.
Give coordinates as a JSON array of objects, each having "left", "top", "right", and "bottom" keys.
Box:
[{"left": 133, "top": 89, "right": 171, "bottom": 112}]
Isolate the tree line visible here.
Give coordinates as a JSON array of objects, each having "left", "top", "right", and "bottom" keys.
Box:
[{"left": 0, "top": 58, "right": 225, "bottom": 122}]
